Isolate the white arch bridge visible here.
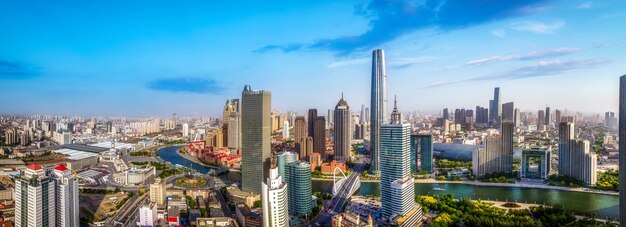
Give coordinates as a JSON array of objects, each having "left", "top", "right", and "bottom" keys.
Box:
[{"left": 332, "top": 167, "right": 361, "bottom": 197}]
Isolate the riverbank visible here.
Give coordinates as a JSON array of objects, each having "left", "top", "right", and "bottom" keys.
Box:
[{"left": 311, "top": 177, "right": 618, "bottom": 196}]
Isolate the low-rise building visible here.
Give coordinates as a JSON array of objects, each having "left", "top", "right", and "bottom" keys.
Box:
[
  {"left": 196, "top": 217, "right": 239, "bottom": 227},
  {"left": 320, "top": 160, "right": 346, "bottom": 174}
]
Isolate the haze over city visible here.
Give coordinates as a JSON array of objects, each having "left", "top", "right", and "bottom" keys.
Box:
[{"left": 1, "top": 0, "right": 625, "bottom": 116}]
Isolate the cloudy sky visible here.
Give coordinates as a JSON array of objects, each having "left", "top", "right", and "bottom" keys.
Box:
[{"left": 1, "top": 0, "right": 625, "bottom": 116}]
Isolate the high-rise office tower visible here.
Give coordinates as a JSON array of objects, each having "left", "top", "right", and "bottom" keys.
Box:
[
  {"left": 333, "top": 94, "right": 351, "bottom": 161},
  {"left": 370, "top": 49, "right": 388, "bottom": 175},
  {"left": 294, "top": 116, "right": 307, "bottom": 160},
  {"left": 545, "top": 107, "right": 552, "bottom": 126},
  {"left": 490, "top": 87, "right": 501, "bottom": 124},
  {"left": 276, "top": 151, "right": 297, "bottom": 179},
  {"left": 15, "top": 164, "right": 56, "bottom": 227},
  {"left": 327, "top": 109, "right": 334, "bottom": 126},
  {"left": 261, "top": 167, "right": 289, "bottom": 227},
  {"left": 537, "top": 110, "right": 546, "bottom": 128},
  {"left": 380, "top": 107, "right": 422, "bottom": 226},
  {"left": 410, "top": 134, "right": 433, "bottom": 174},
  {"left": 360, "top": 104, "right": 366, "bottom": 124},
  {"left": 514, "top": 108, "right": 521, "bottom": 127},
  {"left": 558, "top": 121, "right": 575, "bottom": 176},
  {"left": 150, "top": 178, "right": 166, "bottom": 206},
  {"left": 620, "top": 75, "right": 626, "bottom": 225},
  {"left": 241, "top": 85, "right": 271, "bottom": 194},
  {"left": 50, "top": 164, "right": 80, "bottom": 227},
  {"left": 443, "top": 108, "right": 449, "bottom": 120},
  {"left": 224, "top": 99, "right": 242, "bottom": 149},
  {"left": 501, "top": 122, "right": 514, "bottom": 173},
  {"left": 285, "top": 161, "right": 312, "bottom": 217},
  {"left": 313, "top": 117, "right": 327, "bottom": 159},
  {"left": 502, "top": 102, "right": 514, "bottom": 122},
  {"left": 555, "top": 109, "right": 562, "bottom": 125},
  {"left": 307, "top": 109, "right": 317, "bottom": 137}
]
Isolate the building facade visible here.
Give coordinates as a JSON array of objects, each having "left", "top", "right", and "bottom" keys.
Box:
[
  {"left": 15, "top": 164, "right": 56, "bottom": 227},
  {"left": 333, "top": 95, "right": 351, "bottom": 161},
  {"left": 620, "top": 75, "right": 626, "bottom": 225},
  {"left": 313, "top": 116, "right": 326, "bottom": 158},
  {"left": 241, "top": 85, "right": 271, "bottom": 194},
  {"left": 285, "top": 161, "right": 312, "bottom": 217},
  {"left": 50, "top": 164, "right": 80, "bottom": 227},
  {"left": 261, "top": 167, "right": 289, "bottom": 227},
  {"left": 370, "top": 49, "right": 388, "bottom": 175}
]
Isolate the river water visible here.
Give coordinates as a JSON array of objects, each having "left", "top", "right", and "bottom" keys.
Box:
[{"left": 157, "top": 146, "right": 620, "bottom": 220}]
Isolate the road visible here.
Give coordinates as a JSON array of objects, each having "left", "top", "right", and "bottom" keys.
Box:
[
  {"left": 309, "top": 163, "right": 364, "bottom": 226},
  {"left": 213, "top": 188, "right": 234, "bottom": 218},
  {"left": 105, "top": 193, "right": 148, "bottom": 226}
]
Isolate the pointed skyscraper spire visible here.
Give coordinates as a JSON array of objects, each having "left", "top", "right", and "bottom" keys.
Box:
[{"left": 390, "top": 95, "right": 401, "bottom": 124}]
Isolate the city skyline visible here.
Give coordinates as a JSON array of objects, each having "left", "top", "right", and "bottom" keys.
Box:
[{"left": 1, "top": 1, "right": 625, "bottom": 116}]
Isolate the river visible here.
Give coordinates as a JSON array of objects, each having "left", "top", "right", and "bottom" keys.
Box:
[{"left": 157, "top": 146, "right": 620, "bottom": 220}]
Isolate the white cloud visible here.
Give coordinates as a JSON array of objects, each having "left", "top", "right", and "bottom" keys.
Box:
[
  {"left": 465, "top": 47, "right": 580, "bottom": 66},
  {"left": 509, "top": 21, "right": 565, "bottom": 34},
  {"left": 491, "top": 29, "right": 506, "bottom": 37}
]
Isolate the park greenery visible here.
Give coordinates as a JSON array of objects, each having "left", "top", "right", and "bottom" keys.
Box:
[
  {"left": 548, "top": 175, "right": 584, "bottom": 187},
  {"left": 479, "top": 172, "right": 517, "bottom": 184},
  {"left": 131, "top": 161, "right": 169, "bottom": 171},
  {"left": 417, "top": 194, "right": 617, "bottom": 227},
  {"left": 595, "top": 169, "right": 619, "bottom": 191},
  {"left": 129, "top": 150, "right": 152, "bottom": 157},
  {"left": 175, "top": 177, "right": 207, "bottom": 187},
  {"left": 437, "top": 160, "right": 472, "bottom": 169},
  {"left": 79, "top": 188, "right": 121, "bottom": 194}
]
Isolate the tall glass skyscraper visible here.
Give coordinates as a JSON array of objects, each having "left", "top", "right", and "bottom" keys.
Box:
[
  {"left": 410, "top": 134, "right": 433, "bottom": 174},
  {"left": 370, "top": 49, "right": 387, "bottom": 175},
  {"left": 380, "top": 98, "right": 422, "bottom": 227},
  {"left": 618, "top": 75, "right": 626, "bottom": 225},
  {"left": 285, "top": 161, "right": 312, "bottom": 217},
  {"left": 241, "top": 85, "right": 271, "bottom": 194},
  {"left": 490, "top": 87, "right": 501, "bottom": 125}
]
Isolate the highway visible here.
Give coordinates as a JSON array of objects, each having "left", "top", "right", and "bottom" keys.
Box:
[
  {"left": 309, "top": 163, "right": 364, "bottom": 226},
  {"left": 105, "top": 193, "right": 148, "bottom": 226}
]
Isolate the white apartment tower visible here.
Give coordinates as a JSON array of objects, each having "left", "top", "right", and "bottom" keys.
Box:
[
  {"left": 261, "top": 167, "right": 289, "bottom": 227},
  {"left": 182, "top": 123, "right": 189, "bottom": 138},
  {"left": 15, "top": 164, "right": 56, "bottom": 227},
  {"left": 50, "top": 164, "right": 80, "bottom": 227}
]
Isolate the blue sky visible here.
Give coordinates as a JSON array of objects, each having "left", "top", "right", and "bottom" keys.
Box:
[{"left": 1, "top": 0, "right": 625, "bottom": 116}]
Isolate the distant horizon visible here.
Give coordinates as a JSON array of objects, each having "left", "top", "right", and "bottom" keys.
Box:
[{"left": 1, "top": 1, "right": 624, "bottom": 115}]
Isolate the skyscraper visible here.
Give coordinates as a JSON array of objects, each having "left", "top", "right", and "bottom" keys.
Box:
[
  {"left": 473, "top": 122, "right": 513, "bottom": 177},
  {"left": 261, "top": 167, "right": 289, "bottom": 227},
  {"left": 443, "top": 108, "right": 449, "bottom": 120},
  {"left": 294, "top": 116, "right": 307, "bottom": 160},
  {"left": 313, "top": 116, "right": 326, "bottom": 159},
  {"left": 276, "top": 151, "right": 297, "bottom": 178},
  {"left": 618, "top": 75, "right": 626, "bottom": 224},
  {"left": 333, "top": 94, "right": 351, "bottom": 161},
  {"left": 307, "top": 109, "right": 317, "bottom": 137},
  {"left": 537, "top": 110, "right": 546, "bottom": 128},
  {"left": 410, "top": 134, "right": 433, "bottom": 174},
  {"left": 182, "top": 123, "right": 189, "bottom": 138},
  {"left": 545, "top": 107, "right": 552, "bottom": 126},
  {"left": 282, "top": 120, "right": 290, "bottom": 139},
  {"left": 224, "top": 99, "right": 242, "bottom": 149},
  {"left": 502, "top": 102, "right": 514, "bottom": 122},
  {"left": 559, "top": 120, "right": 598, "bottom": 185},
  {"left": 370, "top": 49, "right": 388, "bottom": 175},
  {"left": 15, "top": 164, "right": 56, "bottom": 227},
  {"left": 555, "top": 109, "right": 562, "bottom": 125},
  {"left": 490, "top": 87, "right": 501, "bottom": 125},
  {"left": 50, "top": 164, "right": 80, "bottom": 227},
  {"left": 241, "top": 85, "right": 271, "bottom": 194},
  {"left": 285, "top": 161, "right": 312, "bottom": 217},
  {"left": 514, "top": 108, "right": 521, "bottom": 127},
  {"left": 380, "top": 101, "right": 422, "bottom": 226},
  {"left": 559, "top": 120, "right": 575, "bottom": 177}
]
